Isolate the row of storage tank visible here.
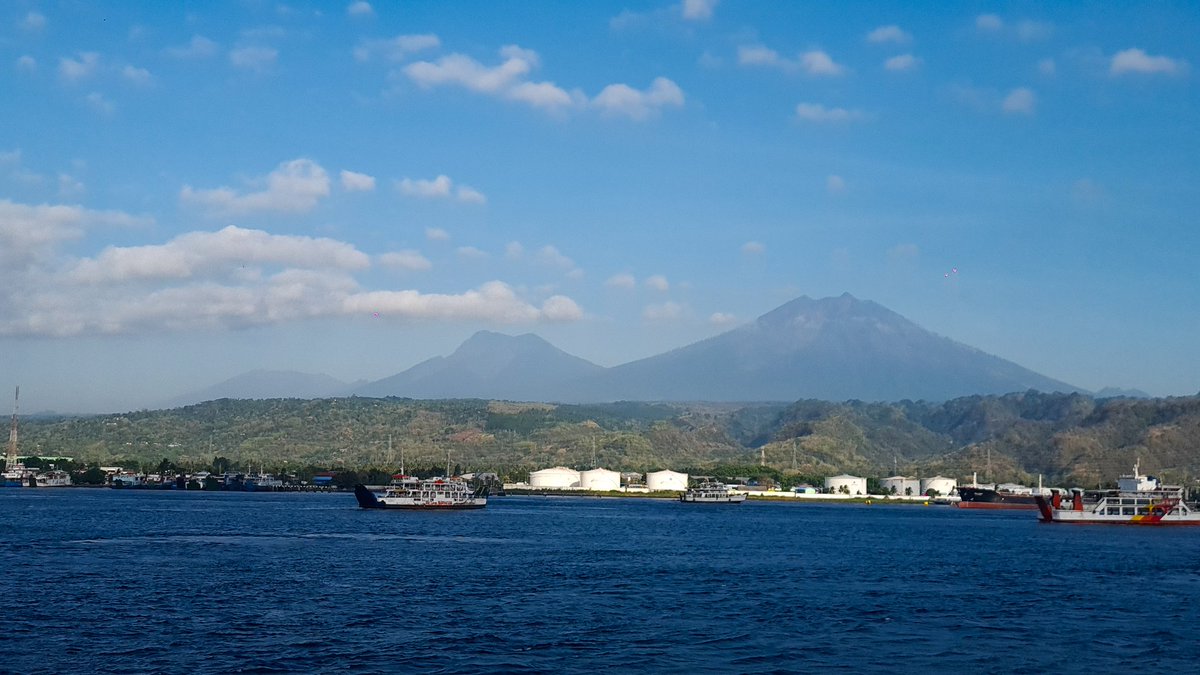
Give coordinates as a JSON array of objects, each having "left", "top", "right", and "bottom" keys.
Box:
[
  {"left": 528, "top": 467, "right": 958, "bottom": 496},
  {"left": 529, "top": 467, "right": 686, "bottom": 491}
]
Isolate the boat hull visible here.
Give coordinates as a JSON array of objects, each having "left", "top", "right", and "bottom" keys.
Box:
[{"left": 955, "top": 486, "right": 1038, "bottom": 510}]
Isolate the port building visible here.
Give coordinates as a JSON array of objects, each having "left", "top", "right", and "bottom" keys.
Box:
[
  {"left": 920, "top": 476, "right": 957, "bottom": 496},
  {"left": 646, "top": 470, "right": 688, "bottom": 491},
  {"left": 529, "top": 467, "right": 581, "bottom": 488},
  {"left": 825, "top": 474, "right": 867, "bottom": 495},
  {"left": 881, "top": 476, "right": 922, "bottom": 496},
  {"left": 579, "top": 468, "right": 621, "bottom": 491}
]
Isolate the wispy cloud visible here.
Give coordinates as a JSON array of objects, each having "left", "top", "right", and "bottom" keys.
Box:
[
  {"left": 645, "top": 274, "right": 670, "bottom": 291},
  {"left": 738, "top": 45, "right": 847, "bottom": 76},
  {"left": 1110, "top": 48, "right": 1186, "bottom": 75},
  {"left": 680, "top": 0, "right": 718, "bottom": 21},
  {"left": 605, "top": 273, "right": 636, "bottom": 289},
  {"left": 353, "top": 33, "right": 439, "bottom": 62},
  {"left": 181, "top": 159, "right": 331, "bottom": 215},
  {"left": 347, "top": 1, "right": 374, "bottom": 17},
  {"left": 230, "top": 46, "right": 278, "bottom": 73},
  {"left": 339, "top": 170, "right": 376, "bottom": 192},
  {"left": 1002, "top": 87, "right": 1036, "bottom": 115},
  {"left": 795, "top": 103, "right": 865, "bottom": 123},
  {"left": 165, "top": 35, "right": 219, "bottom": 59},
  {"left": 425, "top": 227, "right": 450, "bottom": 242},
  {"left": 866, "top": 25, "right": 911, "bottom": 45},
  {"left": 59, "top": 52, "right": 101, "bottom": 82},
  {"left": 378, "top": 250, "right": 432, "bottom": 272},
  {"left": 396, "top": 175, "right": 486, "bottom": 204},
  {"left": 741, "top": 241, "right": 765, "bottom": 255},
  {"left": 643, "top": 301, "right": 684, "bottom": 321},
  {"left": 884, "top": 54, "right": 921, "bottom": 72},
  {"left": 592, "top": 77, "right": 684, "bottom": 120}
]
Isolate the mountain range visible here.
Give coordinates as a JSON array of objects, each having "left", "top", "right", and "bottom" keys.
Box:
[{"left": 167, "top": 294, "right": 1083, "bottom": 407}]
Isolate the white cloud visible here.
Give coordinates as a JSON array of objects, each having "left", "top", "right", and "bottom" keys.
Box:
[
  {"left": 16, "top": 55, "right": 37, "bottom": 72},
  {"left": 347, "top": 1, "right": 374, "bottom": 17},
  {"left": 976, "top": 14, "right": 1003, "bottom": 31},
  {"left": 165, "top": 35, "right": 219, "bottom": 59},
  {"left": 353, "top": 33, "right": 439, "bottom": 62},
  {"left": 643, "top": 301, "right": 684, "bottom": 321},
  {"left": 709, "top": 312, "right": 737, "bottom": 326},
  {"left": 456, "top": 246, "right": 487, "bottom": 259},
  {"left": 681, "top": 0, "right": 718, "bottom": 21},
  {"left": 537, "top": 245, "right": 575, "bottom": 269},
  {"left": 866, "top": 25, "right": 911, "bottom": 45},
  {"left": 1110, "top": 48, "right": 1186, "bottom": 75},
  {"left": 58, "top": 173, "right": 86, "bottom": 197},
  {"left": 181, "top": 158, "right": 331, "bottom": 215},
  {"left": 1002, "top": 87, "right": 1036, "bottom": 115},
  {"left": 405, "top": 45, "right": 678, "bottom": 118},
  {"left": 592, "top": 77, "right": 684, "bottom": 120},
  {"left": 59, "top": 53, "right": 101, "bottom": 82},
  {"left": 229, "top": 46, "right": 278, "bottom": 72},
  {"left": 425, "top": 227, "right": 450, "bottom": 241},
  {"left": 738, "top": 46, "right": 847, "bottom": 76},
  {"left": 85, "top": 92, "right": 115, "bottom": 115},
  {"left": 827, "top": 175, "right": 847, "bottom": 195},
  {"left": 379, "top": 250, "right": 432, "bottom": 272},
  {"left": 397, "top": 174, "right": 451, "bottom": 199},
  {"left": 21, "top": 11, "right": 46, "bottom": 32},
  {"left": 741, "top": 241, "right": 765, "bottom": 255},
  {"left": 339, "top": 169, "right": 376, "bottom": 192},
  {"left": 345, "top": 281, "right": 580, "bottom": 324},
  {"left": 605, "top": 273, "right": 636, "bottom": 289},
  {"left": 456, "top": 185, "right": 487, "bottom": 204},
  {"left": 70, "top": 225, "right": 370, "bottom": 284},
  {"left": 1039, "top": 58, "right": 1056, "bottom": 76},
  {"left": 884, "top": 54, "right": 921, "bottom": 72},
  {"left": 505, "top": 241, "right": 524, "bottom": 259},
  {"left": 122, "top": 65, "right": 153, "bottom": 85},
  {"left": 795, "top": 103, "right": 863, "bottom": 123},
  {"left": 0, "top": 200, "right": 146, "bottom": 269},
  {"left": 645, "top": 274, "right": 669, "bottom": 291}
]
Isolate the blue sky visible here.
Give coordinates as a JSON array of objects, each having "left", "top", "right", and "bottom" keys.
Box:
[{"left": 1, "top": 0, "right": 1197, "bottom": 413}]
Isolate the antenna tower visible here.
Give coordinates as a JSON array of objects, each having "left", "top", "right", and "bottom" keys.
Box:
[{"left": 6, "top": 387, "right": 19, "bottom": 469}]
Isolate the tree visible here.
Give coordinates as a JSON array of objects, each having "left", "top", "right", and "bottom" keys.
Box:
[{"left": 212, "top": 456, "right": 231, "bottom": 474}]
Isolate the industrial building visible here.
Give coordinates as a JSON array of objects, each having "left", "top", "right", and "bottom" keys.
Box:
[
  {"left": 824, "top": 474, "right": 867, "bottom": 496},
  {"left": 579, "top": 468, "right": 621, "bottom": 491},
  {"left": 881, "top": 476, "right": 922, "bottom": 496},
  {"left": 646, "top": 470, "right": 688, "bottom": 491},
  {"left": 920, "top": 476, "right": 957, "bottom": 496},
  {"left": 529, "top": 466, "right": 581, "bottom": 489}
]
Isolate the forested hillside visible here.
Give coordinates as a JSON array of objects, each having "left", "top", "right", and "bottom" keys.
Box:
[{"left": 12, "top": 393, "right": 1200, "bottom": 487}]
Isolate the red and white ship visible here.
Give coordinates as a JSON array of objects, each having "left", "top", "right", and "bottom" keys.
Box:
[{"left": 1034, "top": 461, "right": 1200, "bottom": 526}]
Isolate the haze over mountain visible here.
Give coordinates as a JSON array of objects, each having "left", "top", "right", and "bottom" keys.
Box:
[
  {"left": 353, "top": 331, "right": 605, "bottom": 401},
  {"left": 348, "top": 294, "right": 1081, "bottom": 403},
  {"left": 165, "top": 370, "right": 355, "bottom": 408}
]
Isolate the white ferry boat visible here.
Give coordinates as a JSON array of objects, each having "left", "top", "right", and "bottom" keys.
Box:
[
  {"left": 33, "top": 470, "right": 72, "bottom": 487},
  {"left": 1034, "top": 462, "right": 1200, "bottom": 526},
  {"left": 679, "top": 481, "right": 746, "bottom": 504},
  {"left": 354, "top": 475, "right": 488, "bottom": 510}
]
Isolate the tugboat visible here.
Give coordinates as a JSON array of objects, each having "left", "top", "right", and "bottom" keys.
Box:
[
  {"left": 1034, "top": 461, "right": 1200, "bottom": 526},
  {"left": 354, "top": 474, "right": 488, "bottom": 510},
  {"left": 679, "top": 481, "right": 746, "bottom": 504}
]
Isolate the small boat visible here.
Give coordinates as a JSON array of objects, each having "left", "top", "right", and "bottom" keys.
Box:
[
  {"left": 679, "top": 481, "right": 746, "bottom": 504},
  {"left": 354, "top": 475, "right": 488, "bottom": 510},
  {"left": 1035, "top": 462, "right": 1200, "bottom": 526},
  {"left": 33, "top": 469, "right": 72, "bottom": 487}
]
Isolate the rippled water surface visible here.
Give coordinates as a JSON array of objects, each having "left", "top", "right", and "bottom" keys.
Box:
[{"left": 3, "top": 489, "right": 1199, "bottom": 673}]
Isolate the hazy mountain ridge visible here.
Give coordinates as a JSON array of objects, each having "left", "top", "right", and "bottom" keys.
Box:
[
  {"left": 175, "top": 294, "right": 1084, "bottom": 405},
  {"left": 165, "top": 370, "right": 357, "bottom": 408},
  {"left": 15, "top": 393, "right": 1200, "bottom": 487}
]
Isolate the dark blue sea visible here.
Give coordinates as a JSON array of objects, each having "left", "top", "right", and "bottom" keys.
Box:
[{"left": 3, "top": 490, "right": 1198, "bottom": 673}]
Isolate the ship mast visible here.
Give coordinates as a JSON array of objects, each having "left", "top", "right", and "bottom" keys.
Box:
[{"left": 6, "top": 386, "right": 18, "bottom": 470}]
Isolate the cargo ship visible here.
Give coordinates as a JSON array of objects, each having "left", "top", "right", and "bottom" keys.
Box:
[
  {"left": 955, "top": 474, "right": 1056, "bottom": 510},
  {"left": 1035, "top": 462, "right": 1200, "bottom": 526}
]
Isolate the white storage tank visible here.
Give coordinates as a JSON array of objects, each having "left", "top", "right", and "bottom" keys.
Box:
[
  {"left": 881, "top": 476, "right": 922, "bottom": 496},
  {"left": 580, "top": 468, "right": 621, "bottom": 491},
  {"left": 529, "top": 466, "right": 581, "bottom": 488},
  {"left": 646, "top": 470, "right": 688, "bottom": 492},
  {"left": 921, "top": 475, "right": 957, "bottom": 497},
  {"left": 824, "top": 474, "right": 867, "bottom": 496}
]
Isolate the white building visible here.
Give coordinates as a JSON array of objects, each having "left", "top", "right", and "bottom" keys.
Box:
[
  {"left": 646, "top": 470, "right": 688, "bottom": 492},
  {"left": 881, "top": 476, "right": 922, "bottom": 496},
  {"left": 579, "top": 468, "right": 621, "bottom": 491},
  {"left": 529, "top": 466, "right": 581, "bottom": 489},
  {"left": 921, "top": 476, "right": 957, "bottom": 497},
  {"left": 825, "top": 474, "right": 867, "bottom": 496}
]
